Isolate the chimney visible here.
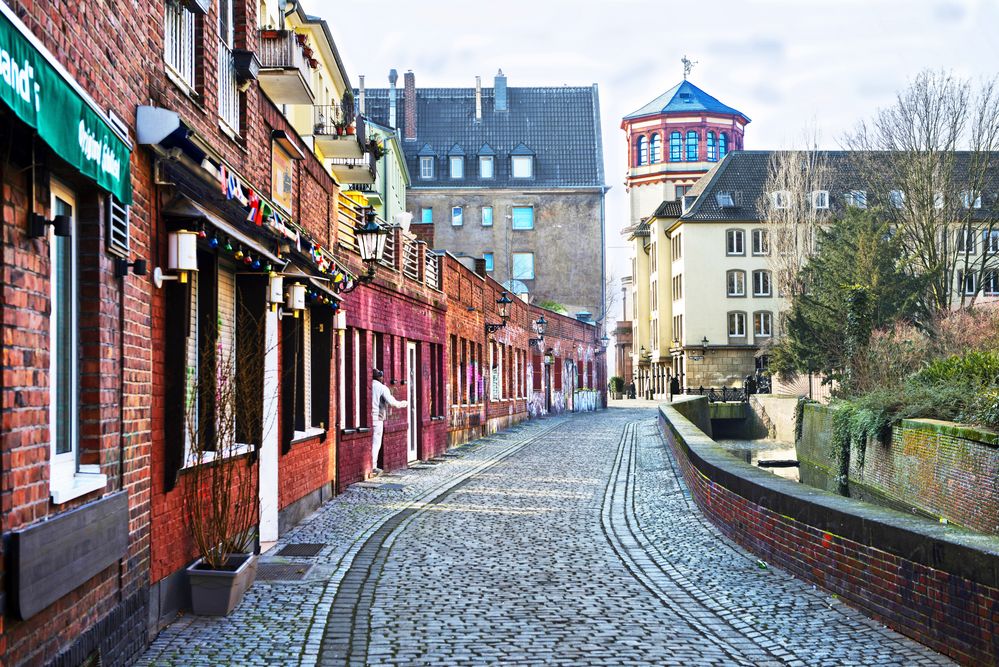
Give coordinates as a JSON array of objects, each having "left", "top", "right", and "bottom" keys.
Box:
[
  {"left": 475, "top": 75, "right": 482, "bottom": 121},
  {"left": 494, "top": 69, "right": 507, "bottom": 112},
  {"left": 388, "top": 69, "right": 398, "bottom": 130},
  {"left": 358, "top": 75, "right": 366, "bottom": 115},
  {"left": 404, "top": 70, "right": 416, "bottom": 140}
]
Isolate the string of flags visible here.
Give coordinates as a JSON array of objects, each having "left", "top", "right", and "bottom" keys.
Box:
[{"left": 215, "top": 162, "right": 356, "bottom": 297}]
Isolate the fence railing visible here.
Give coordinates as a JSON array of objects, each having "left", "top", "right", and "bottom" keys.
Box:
[
  {"left": 684, "top": 386, "right": 748, "bottom": 403},
  {"left": 402, "top": 235, "right": 420, "bottom": 281},
  {"left": 257, "top": 30, "right": 311, "bottom": 93},
  {"left": 425, "top": 250, "right": 440, "bottom": 290},
  {"left": 336, "top": 192, "right": 363, "bottom": 253},
  {"left": 217, "top": 39, "right": 240, "bottom": 134},
  {"left": 164, "top": 1, "right": 196, "bottom": 87},
  {"left": 314, "top": 103, "right": 345, "bottom": 135}
]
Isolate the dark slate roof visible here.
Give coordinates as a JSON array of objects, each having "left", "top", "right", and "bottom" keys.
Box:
[
  {"left": 362, "top": 84, "right": 605, "bottom": 189},
  {"left": 652, "top": 200, "right": 682, "bottom": 219},
  {"left": 624, "top": 80, "right": 750, "bottom": 123},
  {"left": 677, "top": 150, "right": 999, "bottom": 222}
]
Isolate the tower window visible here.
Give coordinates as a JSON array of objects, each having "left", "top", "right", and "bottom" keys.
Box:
[
  {"left": 649, "top": 134, "right": 662, "bottom": 163},
  {"left": 669, "top": 131, "right": 682, "bottom": 162},
  {"left": 707, "top": 131, "right": 716, "bottom": 161},
  {"left": 686, "top": 131, "right": 699, "bottom": 161},
  {"left": 719, "top": 133, "right": 729, "bottom": 159},
  {"left": 636, "top": 136, "right": 648, "bottom": 166}
]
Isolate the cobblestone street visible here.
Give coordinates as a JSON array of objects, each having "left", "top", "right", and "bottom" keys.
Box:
[{"left": 139, "top": 407, "right": 951, "bottom": 666}]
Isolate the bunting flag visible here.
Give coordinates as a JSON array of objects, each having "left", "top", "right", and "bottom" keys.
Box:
[{"left": 246, "top": 190, "right": 261, "bottom": 225}]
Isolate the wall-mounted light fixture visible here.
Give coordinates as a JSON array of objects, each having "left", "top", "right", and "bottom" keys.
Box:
[
  {"left": 529, "top": 313, "right": 547, "bottom": 348},
  {"left": 701, "top": 336, "right": 709, "bottom": 356},
  {"left": 115, "top": 257, "right": 148, "bottom": 278},
  {"left": 339, "top": 207, "right": 388, "bottom": 294},
  {"left": 29, "top": 213, "right": 71, "bottom": 238},
  {"left": 268, "top": 272, "right": 284, "bottom": 312},
  {"left": 485, "top": 291, "right": 513, "bottom": 335},
  {"left": 281, "top": 282, "right": 306, "bottom": 318},
  {"left": 153, "top": 230, "right": 198, "bottom": 288}
]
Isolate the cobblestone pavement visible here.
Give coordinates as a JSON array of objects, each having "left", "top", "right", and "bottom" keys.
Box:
[{"left": 139, "top": 407, "right": 952, "bottom": 666}]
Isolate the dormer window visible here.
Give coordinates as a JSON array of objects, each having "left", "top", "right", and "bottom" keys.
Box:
[
  {"left": 961, "top": 191, "right": 982, "bottom": 209},
  {"left": 479, "top": 156, "right": 494, "bottom": 179},
  {"left": 811, "top": 190, "right": 829, "bottom": 209},
  {"left": 845, "top": 190, "right": 867, "bottom": 209},
  {"left": 449, "top": 156, "right": 464, "bottom": 179},
  {"left": 512, "top": 155, "right": 533, "bottom": 179},
  {"left": 771, "top": 191, "right": 790, "bottom": 210},
  {"left": 419, "top": 156, "right": 434, "bottom": 179},
  {"left": 716, "top": 191, "right": 735, "bottom": 208}
]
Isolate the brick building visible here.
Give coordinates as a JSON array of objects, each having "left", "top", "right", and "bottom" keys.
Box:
[
  {"left": 362, "top": 70, "right": 608, "bottom": 319},
  {"left": 0, "top": 0, "right": 606, "bottom": 664}
]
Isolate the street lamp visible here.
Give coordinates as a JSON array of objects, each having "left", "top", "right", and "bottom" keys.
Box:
[
  {"left": 340, "top": 207, "right": 388, "bottom": 293},
  {"left": 529, "top": 314, "right": 547, "bottom": 348},
  {"left": 701, "top": 336, "right": 709, "bottom": 355},
  {"left": 485, "top": 291, "right": 514, "bottom": 334}
]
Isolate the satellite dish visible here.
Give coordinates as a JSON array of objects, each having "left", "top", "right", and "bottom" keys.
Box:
[{"left": 394, "top": 212, "right": 413, "bottom": 232}]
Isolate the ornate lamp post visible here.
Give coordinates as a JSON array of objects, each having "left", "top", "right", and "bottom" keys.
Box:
[{"left": 485, "top": 291, "right": 514, "bottom": 335}]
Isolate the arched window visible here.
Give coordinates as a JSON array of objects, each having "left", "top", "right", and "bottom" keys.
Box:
[
  {"left": 649, "top": 133, "right": 662, "bottom": 163},
  {"left": 669, "top": 131, "right": 682, "bottom": 161},
  {"left": 719, "top": 132, "right": 729, "bottom": 158},
  {"left": 686, "top": 131, "right": 698, "bottom": 161},
  {"left": 636, "top": 136, "right": 648, "bottom": 166},
  {"left": 707, "top": 131, "right": 717, "bottom": 161}
]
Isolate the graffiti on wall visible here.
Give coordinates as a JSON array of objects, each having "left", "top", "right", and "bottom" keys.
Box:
[
  {"left": 528, "top": 391, "right": 546, "bottom": 418},
  {"left": 552, "top": 391, "right": 566, "bottom": 414},
  {"left": 573, "top": 390, "right": 599, "bottom": 412}
]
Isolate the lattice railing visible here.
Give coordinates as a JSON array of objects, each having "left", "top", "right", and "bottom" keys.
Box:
[
  {"left": 425, "top": 250, "right": 440, "bottom": 291},
  {"left": 402, "top": 235, "right": 420, "bottom": 281}
]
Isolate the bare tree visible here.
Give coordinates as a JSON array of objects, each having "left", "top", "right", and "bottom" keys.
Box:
[
  {"left": 844, "top": 70, "right": 999, "bottom": 312},
  {"left": 757, "top": 131, "right": 833, "bottom": 299}
]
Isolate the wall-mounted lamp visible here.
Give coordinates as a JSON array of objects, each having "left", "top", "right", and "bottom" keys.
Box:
[
  {"left": 153, "top": 230, "right": 198, "bottom": 288},
  {"left": 268, "top": 272, "right": 284, "bottom": 312},
  {"left": 339, "top": 208, "right": 388, "bottom": 293},
  {"left": 115, "top": 257, "right": 148, "bottom": 278},
  {"left": 600, "top": 334, "right": 610, "bottom": 348},
  {"left": 281, "top": 282, "right": 306, "bottom": 318},
  {"left": 485, "top": 291, "right": 513, "bottom": 335},
  {"left": 529, "top": 314, "right": 547, "bottom": 348},
  {"left": 29, "top": 213, "right": 71, "bottom": 238},
  {"left": 701, "top": 336, "right": 709, "bottom": 355}
]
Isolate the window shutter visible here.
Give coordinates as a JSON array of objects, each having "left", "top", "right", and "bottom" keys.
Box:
[
  {"left": 532, "top": 354, "right": 543, "bottom": 392},
  {"left": 281, "top": 316, "right": 299, "bottom": 454},
  {"left": 163, "top": 280, "right": 190, "bottom": 492},
  {"left": 235, "top": 275, "right": 266, "bottom": 450},
  {"left": 106, "top": 194, "right": 129, "bottom": 258},
  {"left": 311, "top": 308, "right": 333, "bottom": 435}
]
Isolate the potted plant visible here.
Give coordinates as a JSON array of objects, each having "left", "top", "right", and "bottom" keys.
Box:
[
  {"left": 341, "top": 89, "right": 355, "bottom": 128},
  {"left": 295, "top": 33, "right": 308, "bottom": 46},
  {"left": 609, "top": 376, "right": 625, "bottom": 399},
  {"left": 184, "top": 310, "right": 268, "bottom": 616}
]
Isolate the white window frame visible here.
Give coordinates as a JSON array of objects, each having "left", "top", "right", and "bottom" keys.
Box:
[
  {"left": 479, "top": 155, "right": 494, "bottom": 179},
  {"left": 482, "top": 206, "right": 493, "bottom": 227},
  {"left": 727, "top": 270, "right": 746, "bottom": 297},
  {"left": 983, "top": 270, "right": 999, "bottom": 296},
  {"left": 512, "top": 155, "right": 533, "bottom": 179},
  {"left": 49, "top": 182, "right": 107, "bottom": 503},
  {"left": 958, "top": 271, "right": 976, "bottom": 296},
  {"left": 449, "top": 156, "right": 464, "bottom": 179},
  {"left": 771, "top": 191, "right": 790, "bottom": 210},
  {"left": 291, "top": 309, "right": 324, "bottom": 440},
  {"left": 726, "top": 229, "right": 745, "bottom": 256},
  {"left": 811, "top": 190, "right": 829, "bottom": 209},
  {"left": 889, "top": 190, "right": 905, "bottom": 209},
  {"left": 846, "top": 190, "right": 867, "bottom": 209},
  {"left": 961, "top": 191, "right": 982, "bottom": 209},
  {"left": 751, "top": 228, "right": 769, "bottom": 256},
  {"left": 451, "top": 206, "right": 463, "bottom": 226},
  {"left": 419, "top": 156, "right": 434, "bottom": 179},
  {"left": 984, "top": 229, "right": 999, "bottom": 254},
  {"left": 934, "top": 192, "right": 946, "bottom": 209},
  {"left": 957, "top": 228, "right": 976, "bottom": 254},
  {"left": 164, "top": 0, "right": 197, "bottom": 90},
  {"left": 754, "top": 311, "right": 773, "bottom": 337},
  {"left": 511, "top": 206, "right": 534, "bottom": 230},
  {"left": 511, "top": 252, "right": 535, "bottom": 280},
  {"left": 727, "top": 312, "right": 747, "bottom": 338},
  {"left": 752, "top": 270, "right": 772, "bottom": 297}
]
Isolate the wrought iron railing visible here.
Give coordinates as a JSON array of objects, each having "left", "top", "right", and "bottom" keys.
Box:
[
  {"left": 313, "top": 103, "right": 345, "bottom": 135},
  {"left": 379, "top": 224, "right": 396, "bottom": 270},
  {"left": 217, "top": 39, "right": 240, "bottom": 133},
  {"left": 684, "top": 386, "right": 748, "bottom": 403},
  {"left": 164, "top": 1, "right": 196, "bottom": 87},
  {"left": 329, "top": 151, "right": 376, "bottom": 178}
]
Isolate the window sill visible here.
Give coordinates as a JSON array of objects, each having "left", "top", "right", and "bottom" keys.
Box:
[
  {"left": 165, "top": 66, "right": 199, "bottom": 104},
  {"left": 290, "top": 427, "right": 325, "bottom": 445},
  {"left": 183, "top": 443, "right": 254, "bottom": 469},
  {"left": 50, "top": 466, "right": 108, "bottom": 504}
]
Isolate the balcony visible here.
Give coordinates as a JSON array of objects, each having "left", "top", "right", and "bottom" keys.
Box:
[
  {"left": 330, "top": 152, "right": 376, "bottom": 185},
  {"left": 345, "top": 181, "right": 381, "bottom": 206},
  {"left": 256, "top": 30, "right": 313, "bottom": 105},
  {"left": 314, "top": 105, "right": 366, "bottom": 158}
]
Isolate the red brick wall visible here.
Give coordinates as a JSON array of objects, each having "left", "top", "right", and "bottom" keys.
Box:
[
  {"left": 1, "top": 0, "right": 155, "bottom": 662},
  {"left": 660, "top": 405, "right": 999, "bottom": 666}
]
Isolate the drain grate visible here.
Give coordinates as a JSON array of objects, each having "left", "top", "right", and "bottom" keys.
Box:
[
  {"left": 276, "top": 543, "right": 325, "bottom": 558},
  {"left": 256, "top": 562, "right": 312, "bottom": 581}
]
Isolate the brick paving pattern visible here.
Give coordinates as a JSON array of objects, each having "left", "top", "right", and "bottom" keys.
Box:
[{"left": 138, "top": 407, "right": 951, "bottom": 666}]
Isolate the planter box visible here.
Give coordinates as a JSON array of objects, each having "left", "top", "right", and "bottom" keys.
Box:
[{"left": 187, "top": 553, "right": 257, "bottom": 616}]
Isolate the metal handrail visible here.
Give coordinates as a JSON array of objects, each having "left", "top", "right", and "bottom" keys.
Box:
[
  {"left": 379, "top": 225, "right": 396, "bottom": 269},
  {"left": 425, "top": 250, "right": 441, "bottom": 290},
  {"left": 337, "top": 192, "right": 363, "bottom": 253},
  {"left": 402, "top": 236, "right": 420, "bottom": 281},
  {"left": 257, "top": 30, "right": 312, "bottom": 96}
]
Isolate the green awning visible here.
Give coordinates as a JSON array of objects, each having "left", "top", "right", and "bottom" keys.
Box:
[{"left": 0, "top": 8, "right": 132, "bottom": 204}]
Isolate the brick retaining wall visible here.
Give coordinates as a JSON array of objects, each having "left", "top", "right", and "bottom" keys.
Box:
[{"left": 660, "top": 397, "right": 999, "bottom": 665}]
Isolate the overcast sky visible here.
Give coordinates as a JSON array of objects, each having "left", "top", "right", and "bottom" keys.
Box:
[{"left": 318, "top": 0, "right": 998, "bottom": 345}]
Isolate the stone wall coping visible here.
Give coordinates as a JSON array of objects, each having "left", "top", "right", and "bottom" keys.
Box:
[
  {"left": 898, "top": 418, "right": 999, "bottom": 447},
  {"left": 660, "top": 399, "right": 999, "bottom": 589}
]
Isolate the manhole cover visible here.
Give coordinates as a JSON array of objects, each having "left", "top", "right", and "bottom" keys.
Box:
[
  {"left": 277, "top": 543, "right": 325, "bottom": 557},
  {"left": 257, "top": 562, "right": 312, "bottom": 580}
]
